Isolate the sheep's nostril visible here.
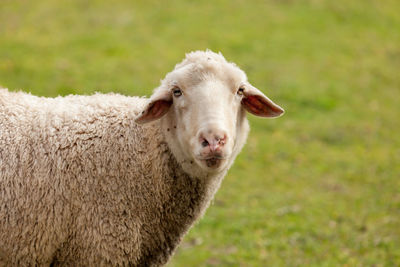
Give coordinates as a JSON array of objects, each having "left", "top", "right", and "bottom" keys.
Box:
[
  {"left": 218, "top": 136, "right": 226, "bottom": 145},
  {"left": 215, "top": 135, "right": 226, "bottom": 146},
  {"left": 198, "top": 130, "right": 227, "bottom": 150},
  {"left": 201, "top": 139, "right": 209, "bottom": 147}
]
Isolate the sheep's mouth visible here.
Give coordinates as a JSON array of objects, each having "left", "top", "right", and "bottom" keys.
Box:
[
  {"left": 205, "top": 158, "right": 222, "bottom": 168},
  {"left": 197, "top": 155, "right": 226, "bottom": 169}
]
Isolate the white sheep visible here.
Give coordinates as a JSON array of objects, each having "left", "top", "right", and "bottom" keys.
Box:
[{"left": 0, "top": 50, "right": 284, "bottom": 266}]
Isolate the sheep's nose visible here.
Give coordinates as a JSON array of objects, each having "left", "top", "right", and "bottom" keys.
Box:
[{"left": 199, "top": 129, "right": 228, "bottom": 152}]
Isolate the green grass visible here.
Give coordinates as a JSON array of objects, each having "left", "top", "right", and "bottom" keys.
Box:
[{"left": 1, "top": 0, "right": 399, "bottom": 266}]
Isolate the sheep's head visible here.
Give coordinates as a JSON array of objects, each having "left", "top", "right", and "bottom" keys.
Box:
[{"left": 136, "top": 51, "right": 284, "bottom": 175}]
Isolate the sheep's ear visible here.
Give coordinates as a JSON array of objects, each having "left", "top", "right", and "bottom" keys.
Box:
[
  {"left": 135, "top": 89, "right": 172, "bottom": 124},
  {"left": 241, "top": 84, "right": 284, "bottom": 118}
]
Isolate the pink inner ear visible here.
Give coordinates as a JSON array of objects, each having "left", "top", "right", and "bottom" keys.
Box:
[
  {"left": 136, "top": 100, "right": 172, "bottom": 123},
  {"left": 242, "top": 95, "right": 283, "bottom": 117},
  {"left": 150, "top": 100, "right": 171, "bottom": 118}
]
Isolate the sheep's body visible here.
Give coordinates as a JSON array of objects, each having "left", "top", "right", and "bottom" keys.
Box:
[
  {"left": 0, "top": 50, "right": 284, "bottom": 266},
  {"left": 0, "top": 89, "right": 225, "bottom": 266}
]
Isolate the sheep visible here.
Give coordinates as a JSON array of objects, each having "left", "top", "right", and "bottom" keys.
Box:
[{"left": 0, "top": 50, "right": 284, "bottom": 266}]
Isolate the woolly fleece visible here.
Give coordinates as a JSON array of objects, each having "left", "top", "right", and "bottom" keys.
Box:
[
  {"left": 0, "top": 89, "right": 219, "bottom": 266},
  {"left": 0, "top": 51, "right": 283, "bottom": 266}
]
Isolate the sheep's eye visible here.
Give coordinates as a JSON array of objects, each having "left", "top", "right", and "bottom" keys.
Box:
[
  {"left": 173, "top": 88, "right": 182, "bottom": 97},
  {"left": 237, "top": 87, "right": 245, "bottom": 95}
]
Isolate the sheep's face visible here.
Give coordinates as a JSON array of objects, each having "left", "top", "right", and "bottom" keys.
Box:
[{"left": 136, "top": 51, "right": 284, "bottom": 174}]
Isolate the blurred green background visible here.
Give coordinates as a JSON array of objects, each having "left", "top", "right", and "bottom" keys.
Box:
[{"left": 1, "top": 0, "right": 399, "bottom": 266}]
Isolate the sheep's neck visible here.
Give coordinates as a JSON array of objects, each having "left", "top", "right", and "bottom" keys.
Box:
[
  {"left": 158, "top": 140, "right": 225, "bottom": 234},
  {"left": 137, "top": 129, "right": 226, "bottom": 265}
]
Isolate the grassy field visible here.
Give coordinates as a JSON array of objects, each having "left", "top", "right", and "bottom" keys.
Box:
[{"left": 1, "top": 0, "right": 400, "bottom": 266}]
